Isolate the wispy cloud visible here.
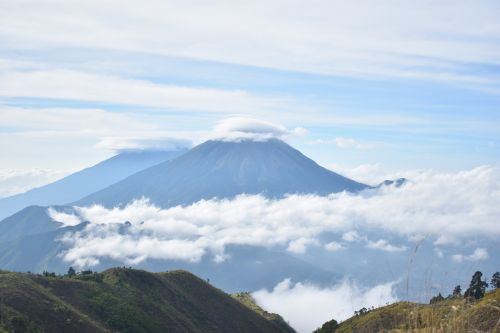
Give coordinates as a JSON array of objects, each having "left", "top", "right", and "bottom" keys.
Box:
[
  {"left": 451, "top": 248, "right": 489, "bottom": 263},
  {"left": 2, "top": 0, "right": 500, "bottom": 86},
  {"left": 0, "top": 105, "right": 156, "bottom": 133},
  {"left": 366, "top": 239, "right": 407, "bottom": 252},
  {"left": 310, "top": 137, "right": 378, "bottom": 149},
  {"left": 0, "top": 70, "right": 282, "bottom": 112}
]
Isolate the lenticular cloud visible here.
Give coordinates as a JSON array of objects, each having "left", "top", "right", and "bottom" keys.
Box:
[{"left": 51, "top": 166, "right": 500, "bottom": 267}]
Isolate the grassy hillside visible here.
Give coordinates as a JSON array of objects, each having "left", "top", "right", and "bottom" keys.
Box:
[
  {"left": 314, "top": 289, "right": 500, "bottom": 333},
  {"left": 232, "top": 292, "right": 296, "bottom": 333},
  {"left": 0, "top": 268, "right": 292, "bottom": 333}
]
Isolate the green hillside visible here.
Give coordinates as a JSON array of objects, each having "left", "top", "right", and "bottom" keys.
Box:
[
  {"left": 232, "top": 292, "right": 296, "bottom": 333},
  {"left": 0, "top": 268, "right": 292, "bottom": 333},
  {"left": 314, "top": 288, "right": 500, "bottom": 333}
]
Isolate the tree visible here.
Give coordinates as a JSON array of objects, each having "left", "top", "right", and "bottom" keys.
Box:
[
  {"left": 67, "top": 266, "right": 76, "bottom": 277},
  {"left": 42, "top": 271, "right": 56, "bottom": 277},
  {"left": 491, "top": 272, "right": 500, "bottom": 289},
  {"left": 313, "top": 319, "right": 338, "bottom": 333},
  {"left": 464, "top": 271, "right": 488, "bottom": 300},
  {"left": 430, "top": 293, "right": 444, "bottom": 304},
  {"left": 452, "top": 285, "right": 461, "bottom": 297}
]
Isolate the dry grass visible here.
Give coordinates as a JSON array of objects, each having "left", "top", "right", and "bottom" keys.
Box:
[{"left": 334, "top": 289, "right": 500, "bottom": 333}]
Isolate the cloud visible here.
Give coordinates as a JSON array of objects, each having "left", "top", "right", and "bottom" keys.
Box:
[
  {"left": 210, "top": 117, "right": 307, "bottom": 142},
  {"left": 47, "top": 208, "right": 81, "bottom": 227},
  {"left": 50, "top": 166, "right": 500, "bottom": 268},
  {"left": 324, "top": 241, "right": 345, "bottom": 252},
  {"left": 451, "top": 248, "right": 489, "bottom": 263},
  {"left": 0, "top": 70, "right": 281, "bottom": 113},
  {"left": 311, "top": 137, "right": 376, "bottom": 149},
  {"left": 0, "top": 105, "right": 156, "bottom": 134},
  {"left": 342, "top": 230, "right": 364, "bottom": 242},
  {"left": 252, "top": 279, "right": 397, "bottom": 333},
  {"left": 1, "top": 0, "right": 500, "bottom": 87},
  {"left": 95, "top": 136, "right": 192, "bottom": 153},
  {"left": 0, "top": 168, "right": 70, "bottom": 198},
  {"left": 287, "top": 238, "right": 319, "bottom": 254},
  {"left": 366, "top": 239, "right": 407, "bottom": 252}
]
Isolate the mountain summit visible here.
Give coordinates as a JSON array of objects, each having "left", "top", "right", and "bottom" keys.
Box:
[{"left": 75, "top": 139, "right": 368, "bottom": 208}]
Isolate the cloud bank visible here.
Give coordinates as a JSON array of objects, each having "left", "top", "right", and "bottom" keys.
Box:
[
  {"left": 253, "top": 279, "right": 397, "bottom": 333},
  {"left": 49, "top": 166, "right": 500, "bottom": 268}
]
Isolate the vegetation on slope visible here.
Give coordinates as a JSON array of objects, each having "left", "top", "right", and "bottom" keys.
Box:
[
  {"left": 0, "top": 268, "right": 292, "bottom": 333},
  {"left": 314, "top": 271, "right": 500, "bottom": 333},
  {"left": 232, "top": 292, "right": 296, "bottom": 333}
]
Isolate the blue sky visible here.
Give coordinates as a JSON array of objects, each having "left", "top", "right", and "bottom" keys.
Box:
[{"left": 1, "top": 0, "right": 500, "bottom": 193}]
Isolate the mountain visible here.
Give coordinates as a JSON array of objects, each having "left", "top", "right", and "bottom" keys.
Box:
[
  {"left": 314, "top": 288, "right": 500, "bottom": 333},
  {"left": 75, "top": 139, "right": 369, "bottom": 208},
  {"left": 0, "top": 139, "right": 361, "bottom": 292},
  {"left": 0, "top": 267, "right": 295, "bottom": 333},
  {"left": 0, "top": 150, "right": 187, "bottom": 220}
]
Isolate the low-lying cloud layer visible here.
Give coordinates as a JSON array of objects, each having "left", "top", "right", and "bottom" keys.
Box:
[
  {"left": 49, "top": 166, "right": 500, "bottom": 268},
  {"left": 253, "top": 279, "right": 397, "bottom": 333}
]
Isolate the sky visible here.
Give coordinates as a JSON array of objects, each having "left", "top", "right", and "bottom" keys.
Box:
[{"left": 1, "top": 0, "right": 500, "bottom": 195}]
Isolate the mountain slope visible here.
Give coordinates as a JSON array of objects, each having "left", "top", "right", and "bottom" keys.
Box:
[
  {"left": 314, "top": 289, "right": 500, "bottom": 333},
  {"left": 75, "top": 139, "right": 368, "bottom": 208},
  {"left": 0, "top": 205, "right": 61, "bottom": 243},
  {"left": 0, "top": 267, "right": 293, "bottom": 333},
  {"left": 232, "top": 292, "right": 296, "bottom": 333},
  {"left": 0, "top": 150, "right": 186, "bottom": 220}
]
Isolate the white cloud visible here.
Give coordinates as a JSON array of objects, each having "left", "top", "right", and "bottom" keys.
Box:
[
  {"left": 335, "top": 137, "right": 367, "bottom": 149},
  {"left": 342, "top": 230, "right": 364, "bottom": 242},
  {"left": 311, "top": 137, "right": 376, "bottom": 149},
  {"left": 287, "top": 238, "right": 318, "bottom": 254},
  {"left": 0, "top": 105, "right": 156, "bottom": 134},
  {"left": 0, "top": 168, "right": 70, "bottom": 198},
  {"left": 1, "top": 0, "right": 500, "bottom": 87},
  {"left": 95, "top": 136, "right": 192, "bottom": 153},
  {"left": 253, "top": 279, "right": 397, "bottom": 333},
  {"left": 47, "top": 208, "right": 81, "bottom": 227},
  {"left": 366, "top": 239, "right": 407, "bottom": 252},
  {"left": 210, "top": 117, "right": 307, "bottom": 142},
  {"left": 0, "top": 70, "right": 281, "bottom": 113},
  {"left": 50, "top": 166, "right": 500, "bottom": 268},
  {"left": 324, "top": 241, "right": 345, "bottom": 252},
  {"left": 434, "top": 248, "right": 444, "bottom": 258},
  {"left": 451, "top": 248, "right": 489, "bottom": 263}
]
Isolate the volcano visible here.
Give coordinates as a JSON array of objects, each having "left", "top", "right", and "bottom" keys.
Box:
[{"left": 74, "top": 139, "right": 368, "bottom": 208}]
